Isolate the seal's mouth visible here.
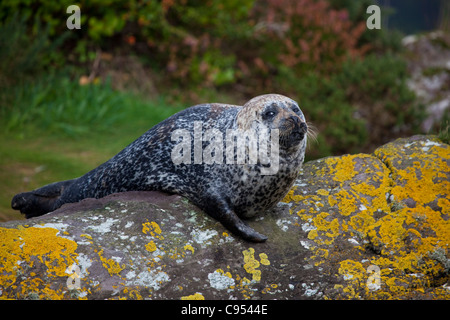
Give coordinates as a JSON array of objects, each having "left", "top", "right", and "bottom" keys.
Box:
[{"left": 280, "top": 119, "right": 307, "bottom": 149}]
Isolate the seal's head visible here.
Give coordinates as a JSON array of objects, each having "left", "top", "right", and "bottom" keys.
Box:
[{"left": 236, "top": 94, "right": 307, "bottom": 150}]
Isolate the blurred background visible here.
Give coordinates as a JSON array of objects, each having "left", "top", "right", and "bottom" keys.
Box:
[{"left": 0, "top": 0, "right": 449, "bottom": 221}]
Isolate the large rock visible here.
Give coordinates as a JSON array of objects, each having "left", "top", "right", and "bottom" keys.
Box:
[
  {"left": 1, "top": 135, "right": 449, "bottom": 300},
  {"left": 402, "top": 31, "right": 450, "bottom": 132}
]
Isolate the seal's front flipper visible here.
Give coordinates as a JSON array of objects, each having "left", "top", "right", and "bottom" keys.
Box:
[
  {"left": 201, "top": 193, "right": 268, "bottom": 243},
  {"left": 11, "top": 179, "right": 77, "bottom": 218}
]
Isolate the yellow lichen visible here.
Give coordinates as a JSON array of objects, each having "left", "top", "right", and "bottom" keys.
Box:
[
  {"left": 259, "top": 253, "right": 270, "bottom": 266},
  {"left": 235, "top": 274, "right": 252, "bottom": 299},
  {"left": 122, "top": 287, "right": 143, "bottom": 299},
  {"left": 261, "top": 283, "right": 279, "bottom": 294},
  {"left": 142, "top": 221, "right": 164, "bottom": 240},
  {"left": 97, "top": 249, "right": 125, "bottom": 276},
  {"left": 339, "top": 260, "right": 366, "bottom": 281},
  {"left": 307, "top": 229, "right": 318, "bottom": 240},
  {"left": 242, "top": 248, "right": 270, "bottom": 282},
  {"left": 333, "top": 138, "right": 449, "bottom": 299},
  {"left": 329, "top": 189, "right": 358, "bottom": 216},
  {"left": 287, "top": 137, "right": 449, "bottom": 299},
  {"left": 183, "top": 244, "right": 195, "bottom": 254},
  {"left": 316, "top": 189, "right": 330, "bottom": 196},
  {"left": 326, "top": 154, "right": 361, "bottom": 182},
  {"left": 282, "top": 187, "right": 305, "bottom": 204},
  {"left": 181, "top": 292, "right": 205, "bottom": 300},
  {"left": 145, "top": 241, "right": 157, "bottom": 252},
  {"left": 0, "top": 226, "right": 79, "bottom": 299},
  {"left": 307, "top": 211, "right": 340, "bottom": 245},
  {"left": 215, "top": 268, "right": 233, "bottom": 279}
]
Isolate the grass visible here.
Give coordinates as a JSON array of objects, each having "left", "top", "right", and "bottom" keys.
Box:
[
  {"left": 1, "top": 73, "right": 181, "bottom": 136},
  {"left": 0, "top": 74, "right": 185, "bottom": 221}
]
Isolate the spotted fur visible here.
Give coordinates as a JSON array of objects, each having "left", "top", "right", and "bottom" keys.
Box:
[{"left": 12, "top": 94, "right": 308, "bottom": 242}]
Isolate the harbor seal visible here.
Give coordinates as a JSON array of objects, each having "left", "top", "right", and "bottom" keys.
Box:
[{"left": 12, "top": 94, "right": 308, "bottom": 242}]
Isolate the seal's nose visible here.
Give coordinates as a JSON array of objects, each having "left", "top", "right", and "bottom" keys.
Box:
[
  {"left": 299, "top": 122, "right": 307, "bottom": 133},
  {"left": 290, "top": 121, "right": 307, "bottom": 143},
  {"left": 290, "top": 115, "right": 300, "bottom": 124},
  {"left": 290, "top": 116, "right": 307, "bottom": 133}
]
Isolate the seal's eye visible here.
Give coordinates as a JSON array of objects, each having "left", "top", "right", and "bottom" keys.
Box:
[
  {"left": 292, "top": 106, "right": 300, "bottom": 113},
  {"left": 263, "top": 110, "right": 277, "bottom": 120}
]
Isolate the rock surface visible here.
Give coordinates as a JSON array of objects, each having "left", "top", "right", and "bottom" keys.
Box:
[
  {"left": 402, "top": 31, "right": 450, "bottom": 132},
  {"left": 1, "top": 135, "right": 449, "bottom": 300}
]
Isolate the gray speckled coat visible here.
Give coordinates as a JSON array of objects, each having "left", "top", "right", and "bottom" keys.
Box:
[{"left": 12, "top": 94, "right": 307, "bottom": 242}]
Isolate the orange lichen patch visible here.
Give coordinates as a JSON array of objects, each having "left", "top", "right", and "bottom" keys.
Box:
[
  {"left": 282, "top": 187, "right": 307, "bottom": 206},
  {"left": 145, "top": 241, "right": 157, "bottom": 252},
  {"left": 368, "top": 204, "right": 449, "bottom": 268},
  {"left": 121, "top": 287, "right": 143, "bottom": 299},
  {"left": 329, "top": 189, "right": 358, "bottom": 216},
  {"left": 390, "top": 159, "right": 449, "bottom": 205},
  {"left": 0, "top": 226, "right": 78, "bottom": 299},
  {"left": 243, "top": 248, "right": 261, "bottom": 282},
  {"left": 97, "top": 249, "right": 125, "bottom": 277},
  {"left": 327, "top": 154, "right": 360, "bottom": 183},
  {"left": 183, "top": 244, "right": 195, "bottom": 254},
  {"left": 338, "top": 260, "right": 366, "bottom": 281},
  {"left": 242, "top": 247, "right": 270, "bottom": 282},
  {"left": 284, "top": 137, "right": 449, "bottom": 299},
  {"left": 374, "top": 138, "right": 450, "bottom": 206},
  {"left": 181, "top": 292, "right": 205, "bottom": 300},
  {"left": 334, "top": 138, "right": 450, "bottom": 299},
  {"left": 142, "top": 220, "right": 170, "bottom": 261},
  {"left": 316, "top": 189, "right": 330, "bottom": 196},
  {"left": 141, "top": 219, "right": 196, "bottom": 272},
  {"left": 259, "top": 253, "right": 270, "bottom": 266},
  {"left": 142, "top": 221, "right": 164, "bottom": 240},
  {"left": 306, "top": 211, "right": 340, "bottom": 245}
]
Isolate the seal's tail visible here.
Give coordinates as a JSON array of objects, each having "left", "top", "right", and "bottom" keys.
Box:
[{"left": 11, "top": 179, "right": 77, "bottom": 218}]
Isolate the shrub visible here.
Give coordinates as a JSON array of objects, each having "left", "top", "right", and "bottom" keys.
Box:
[
  {"left": 0, "top": 12, "right": 68, "bottom": 87},
  {"left": 336, "top": 54, "right": 424, "bottom": 147},
  {"left": 280, "top": 71, "right": 368, "bottom": 158},
  {"left": 253, "top": 0, "right": 369, "bottom": 75},
  {"left": 0, "top": 0, "right": 368, "bottom": 89},
  {"left": 283, "top": 53, "right": 424, "bottom": 158},
  {"left": 137, "top": 0, "right": 256, "bottom": 87},
  {"left": 0, "top": 11, "right": 69, "bottom": 114},
  {"left": 0, "top": 1, "right": 425, "bottom": 159}
]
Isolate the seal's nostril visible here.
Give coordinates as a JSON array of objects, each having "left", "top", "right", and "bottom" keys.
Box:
[
  {"left": 299, "top": 122, "right": 307, "bottom": 133},
  {"left": 290, "top": 115, "right": 300, "bottom": 124}
]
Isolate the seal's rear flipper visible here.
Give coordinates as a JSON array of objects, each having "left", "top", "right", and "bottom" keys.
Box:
[
  {"left": 221, "top": 212, "right": 268, "bottom": 243},
  {"left": 201, "top": 193, "right": 268, "bottom": 243},
  {"left": 11, "top": 179, "right": 77, "bottom": 218}
]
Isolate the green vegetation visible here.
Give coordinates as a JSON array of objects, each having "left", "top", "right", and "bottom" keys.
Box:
[
  {"left": 0, "top": 1, "right": 443, "bottom": 221},
  {"left": 0, "top": 78, "right": 183, "bottom": 220},
  {"left": 1, "top": 73, "right": 182, "bottom": 137}
]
